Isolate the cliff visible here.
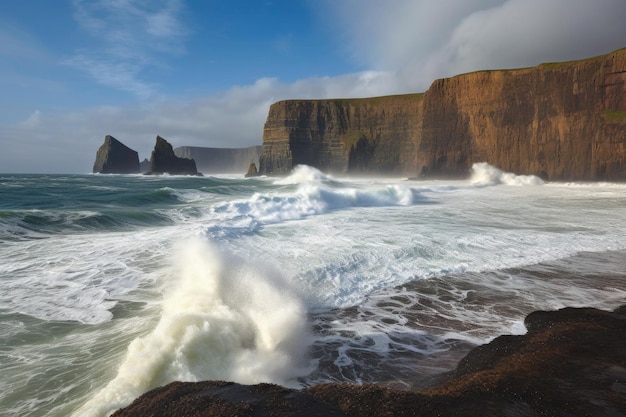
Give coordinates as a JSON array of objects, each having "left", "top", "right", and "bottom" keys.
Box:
[
  {"left": 147, "top": 136, "right": 199, "bottom": 175},
  {"left": 259, "top": 47, "right": 626, "bottom": 181},
  {"left": 112, "top": 305, "right": 626, "bottom": 417},
  {"left": 174, "top": 145, "right": 262, "bottom": 174},
  {"left": 92, "top": 135, "right": 140, "bottom": 174}
]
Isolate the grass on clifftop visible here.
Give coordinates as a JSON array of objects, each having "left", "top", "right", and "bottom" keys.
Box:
[{"left": 604, "top": 109, "right": 626, "bottom": 123}]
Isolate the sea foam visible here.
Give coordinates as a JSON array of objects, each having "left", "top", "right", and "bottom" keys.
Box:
[
  {"left": 204, "top": 167, "right": 425, "bottom": 239},
  {"left": 74, "top": 238, "right": 310, "bottom": 417},
  {"left": 470, "top": 162, "right": 544, "bottom": 186}
]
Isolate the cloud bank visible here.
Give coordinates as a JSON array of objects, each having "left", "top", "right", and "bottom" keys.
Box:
[{"left": 2, "top": 0, "right": 626, "bottom": 173}]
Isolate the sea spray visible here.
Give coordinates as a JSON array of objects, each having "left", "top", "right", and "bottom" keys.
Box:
[
  {"left": 470, "top": 162, "right": 544, "bottom": 186},
  {"left": 73, "top": 238, "right": 310, "bottom": 417}
]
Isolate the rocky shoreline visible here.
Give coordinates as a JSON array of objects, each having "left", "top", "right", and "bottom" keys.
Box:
[{"left": 112, "top": 304, "right": 626, "bottom": 417}]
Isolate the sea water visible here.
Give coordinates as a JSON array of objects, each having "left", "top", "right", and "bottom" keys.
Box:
[{"left": 1, "top": 164, "right": 626, "bottom": 416}]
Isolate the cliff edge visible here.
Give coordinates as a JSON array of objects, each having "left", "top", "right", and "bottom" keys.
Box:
[{"left": 259, "top": 47, "right": 626, "bottom": 181}]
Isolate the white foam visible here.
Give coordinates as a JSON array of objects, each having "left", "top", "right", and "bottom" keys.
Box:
[
  {"left": 203, "top": 180, "right": 423, "bottom": 239},
  {"left": 274, "top": 165, "right": 334, "bottom": 185},
  {"left": 74, "top": 238, "right": 310, "bottom": 417},
  {"left": 470, "top": 162, "right": 544, "bottom": 186}
]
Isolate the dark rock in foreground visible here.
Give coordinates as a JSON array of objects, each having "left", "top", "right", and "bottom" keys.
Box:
[
  {"left": 112, "top": 305, "right": 626, "bottom": 417},
  {"left": 92, "top": 135, "right": 140, "bottom": 174},
  {"left": 146, "top": 136, "right": 199, "bottom": 176}
]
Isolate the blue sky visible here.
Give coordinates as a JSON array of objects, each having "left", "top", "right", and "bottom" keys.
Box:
[{"left": 1, "top": 0, "right": 626, "bottom": 173}]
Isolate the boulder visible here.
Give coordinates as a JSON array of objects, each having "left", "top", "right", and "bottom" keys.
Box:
[
  {"left": 146, "top": 136, "right": 199, "bottom": 175},
  {"left": 92, "top": 135, "right": 140, "bottom": 174}
]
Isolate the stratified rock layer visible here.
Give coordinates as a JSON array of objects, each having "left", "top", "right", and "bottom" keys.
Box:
[
  {"left": 92, "top": 135, "right": 140, "bottom": 174},
  {"left": 259, "top": 48, "right": 626, "bottom": 180},
  {"left": 112, "top": 305, "right": 626, "bottom": 417},
  {"left": 174, "top": 145, "right": 262, "bottom": 174},
  {"left": 148, "top": 136, "right": 198, "bottom": 175}
]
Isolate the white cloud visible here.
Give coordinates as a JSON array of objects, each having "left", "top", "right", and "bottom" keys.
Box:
[
  {"left": 322, "top": 0, "right": 626, "bottom": 91},
  {"left": 66, "top": 0, "right": 189, "bottom": 97},
  {"left": 0, "top": 70, "right": 402, "bottom": 173},
  {"left": 3, "top": 0, "right": 626, "bottom": 173}
]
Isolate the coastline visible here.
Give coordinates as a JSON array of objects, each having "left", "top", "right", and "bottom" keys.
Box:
[
  {"left": 111, "top": 249, "right": 626, "bottom": 416},
  {"left": 112, "top": 303, "right": 626, "bottom": 416}
]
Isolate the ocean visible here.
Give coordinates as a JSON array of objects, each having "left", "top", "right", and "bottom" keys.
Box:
[{"left": 2, "top": 163, "right": 626, "bottom": 416}]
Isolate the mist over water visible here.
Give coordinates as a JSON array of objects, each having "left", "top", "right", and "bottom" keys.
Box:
[{"left": 1, "top": 165, "right": 626, "bottom": 416}]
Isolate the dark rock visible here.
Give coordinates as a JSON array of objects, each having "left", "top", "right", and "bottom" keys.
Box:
[
  {"left": 245, "top": 162, "right": 259, "bottom": 177},
  {"left": 146, "top": 136, "right": 199, "bottom": 175},
  {"left": 174, "top": 146, "right": 262, "bottom": 174},
  {"left": 259, "top": 47, "right": 626, "bottom": 181},
  {"left": 112, "top": 305, "right": 626, "bottom": 417},
  {"left": 111, "top": 381, "right": 346, "bottom": 417},
  {"left": 92, "top": 135, "right": 140, "bottom": 174}
]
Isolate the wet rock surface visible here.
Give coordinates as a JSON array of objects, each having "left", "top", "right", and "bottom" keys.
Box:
[{"left": 113, "top": 305, "right": 626, "bottom": 417}]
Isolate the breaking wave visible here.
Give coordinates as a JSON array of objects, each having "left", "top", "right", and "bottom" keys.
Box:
[
  {"left": 73, "top": 238, "right": 310, "bottom": 417},
  {"left": 470, "top": 162, "right": 544, "bottom": 186}
]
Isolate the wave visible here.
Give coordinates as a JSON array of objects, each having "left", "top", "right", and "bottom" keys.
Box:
[
  {"left": 0, "top": 209, "right": 175, "bottom": 239},
  {"left": 204, "top": 168, "right": 429, "bottom": 238},
  {"left": 470, "top": 162, "right": 544, "bottom": 186},
  {"left": 273, "top": 165, "right": 336, "bottom": 185},
  {"left": 74, "top": 238, "right": 310, "bottom": 417}
]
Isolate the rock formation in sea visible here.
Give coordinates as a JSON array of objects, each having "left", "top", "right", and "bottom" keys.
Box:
[
  {"left": 111, "top": 304, "right": 626, "bottom": 417},
  {"left": 259, "top": 47, "right": 626, "bottom": 181},
  {"left": 174, "top": 145, "right": 262, "bottom": 174},
  {"left": 92, "top": 135, "right": 140, "bottom": 174},
  {"left": 245, "top": 162, "right": 259, "bottom": 177},
  {"left": 146, "top": 136, "right": 199, "bottom": 176},
  {"left": 139, "top": 158, "right": 150, "bottom": 173}
]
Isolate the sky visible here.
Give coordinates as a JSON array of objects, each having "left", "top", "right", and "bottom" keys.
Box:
[{"left": 1, "top": 0, "right": 625, "bottom": 173}]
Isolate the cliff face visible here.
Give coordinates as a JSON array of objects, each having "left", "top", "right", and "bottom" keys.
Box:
[
  {"left": 259, "top": 95, "right": 423, "bottom": 175},
  {"left": 259, "top": 48, "right": 626, "bottom": 181},
  {"left": 92, "top": 135, "right": 140, "bottom": 174},
  {"left": 174, "top": 145, "right": 262, "bottom": 174}
]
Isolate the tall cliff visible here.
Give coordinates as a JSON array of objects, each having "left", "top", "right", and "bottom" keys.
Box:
[
  {"left": 174, "top": 145, "right": 262, "bottom": 174},
  {"left": 259, "top": 48, "right": 626, "bottom": 181}
]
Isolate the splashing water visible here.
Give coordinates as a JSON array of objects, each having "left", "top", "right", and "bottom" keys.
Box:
[
  {"left": 470, "top": 162, "right": 544, "bottom": 186},
  {"left": 73, "top": 238, "right": 310, "bottom": 417}
]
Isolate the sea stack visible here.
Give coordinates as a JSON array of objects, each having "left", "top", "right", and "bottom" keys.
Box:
[
  {"left": 92, "top": 135, "right": 140, "bottom": 174},
  {"left": 245, "top": 162, "right": 259, "bottom": 177},
  {"left": 147, "top": 136, "right": 199, "bottom": 175}
]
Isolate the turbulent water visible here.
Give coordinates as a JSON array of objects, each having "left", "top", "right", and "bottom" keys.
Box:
[{"left": 2, "top": 164, "right": 626, "bottom": 416}]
